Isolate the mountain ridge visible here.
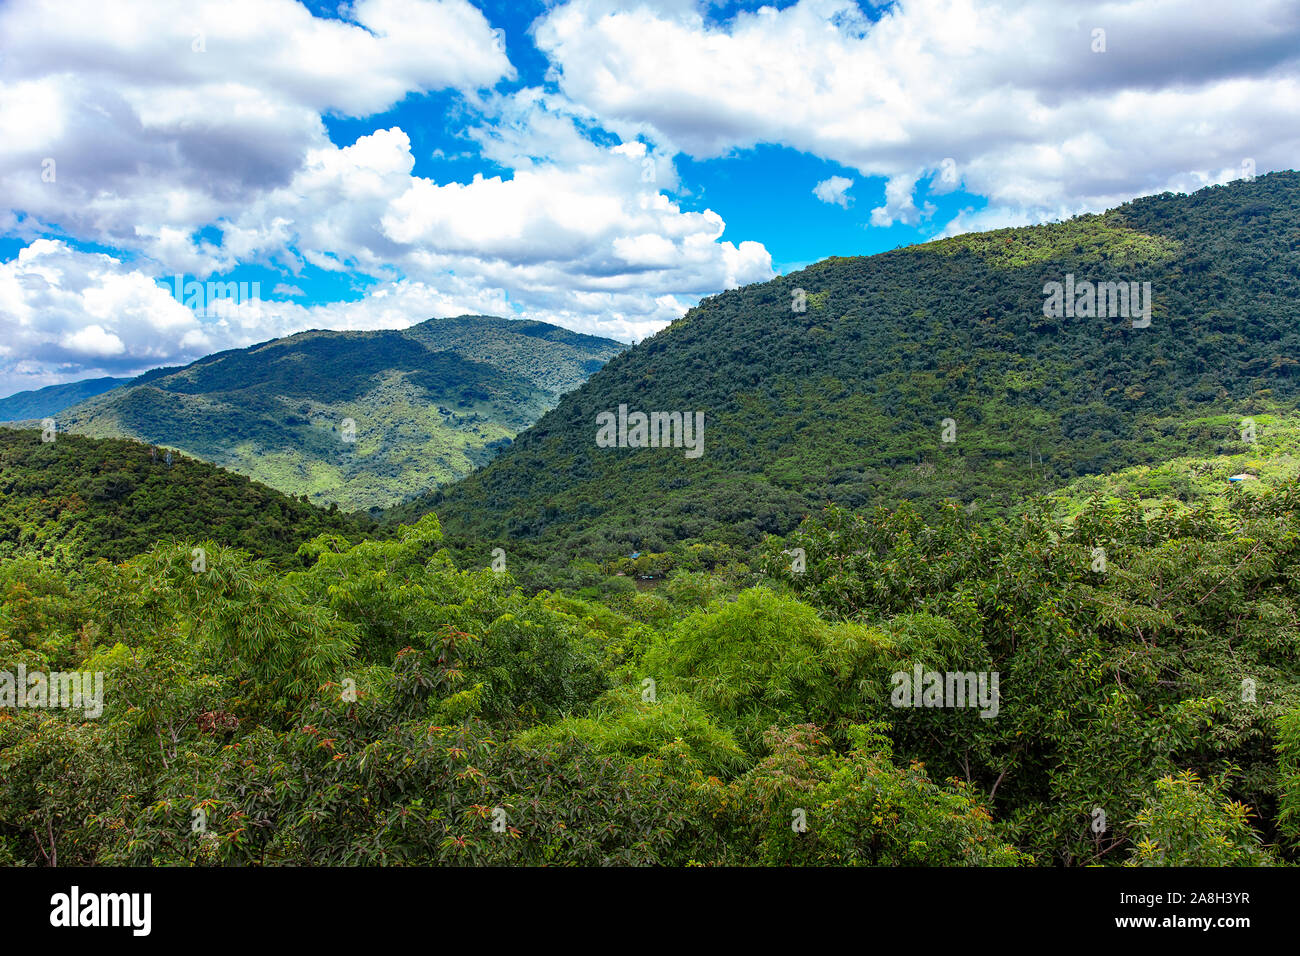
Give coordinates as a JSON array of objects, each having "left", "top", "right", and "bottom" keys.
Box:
[
  {"left": 0, "top": 376, "right": 132, "bottom": 421},
  {"left": 0, "top": 427, "right": 373, "bottom": 564},
  {"left": 407, "top": 171, "right": 1300, "bottom": 557},
  {"left": 41, "top": 315, "right": 625, "bottom": 513}
]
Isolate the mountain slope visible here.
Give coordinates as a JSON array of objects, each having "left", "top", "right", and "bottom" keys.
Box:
[
  {"left": 45, "top": 316, "right": 624, "bottom": 513},
  {"left": 410, "top": 171, "right": 1300, "bottom": 556},
  {"left": 0, "top": 427, "right": 373, "bottom": 565},
  {"left": 0, "top": 377, "right": 130, "bottom": 421}
]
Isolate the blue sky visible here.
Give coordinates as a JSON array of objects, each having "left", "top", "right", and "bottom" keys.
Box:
[{"left": 0, "top": 0, "right": 1295, "bottom": 395}]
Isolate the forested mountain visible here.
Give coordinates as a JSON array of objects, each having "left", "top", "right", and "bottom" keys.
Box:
[
  {"left": 0, "top": 377, "right": 130, "bottom": 421},
  {"left": 0, "top": 428, "right": 374, "bottom": 565},
  {"left": 410, "top": 171, "right": 1300, "bottom": 558},
  {"left": 5, "top": 174, "right": 1300, "bottom": 873},
  {"left": 37, "top": 316, "right": 624, "bottom": 513}
]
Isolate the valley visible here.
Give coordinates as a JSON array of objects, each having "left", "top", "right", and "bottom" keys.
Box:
[
  {"left": 2, "top": 173, "right": 1298, "bottom": 873},
  {"left": 5, "top": 316, "right": 624, "bottom": 514}
]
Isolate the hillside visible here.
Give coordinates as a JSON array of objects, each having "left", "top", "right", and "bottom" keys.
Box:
[
  {"left": 0, "top": 377, "right": 130, "bottom": 421},
  {"left": 6, "top": 443, "right": 1298, "bottom": 868},
  {"left": 43, "top": 316, "right": 624, "bottom": 513},
  {"left": 409, "top": 171, "right": 1300, "bottom": 557},
  {"left": 0, "top": 427, "right": 373, "bottom": 565},
  {"left": 6, "top": 180, "right": 1300, "bottom": 873}
]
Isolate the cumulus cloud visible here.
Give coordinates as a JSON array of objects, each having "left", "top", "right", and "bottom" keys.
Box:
[
  {"left": 0, "top": 240, "right": 208, "bottom": 393},
  {"left": 0, "top": 2, "right": 776, "bottom": 391},
  {"left": 213, "top": 117, "right": 772, "bottom": 331},
  {"left": 870, "top": 172, "right": 936, "bottom": 227},
  {"left": 535, "top": 0, "right": 1300, "bottom": 232},
  {"left": 61, "top": 325, "right": 126, "bottom": 358},
  {"left": 0, "top": 0, "right": 513, "bottom": 269},
  {"left": 0, "top": 218, "right": 765, "bottom": 394},
  {"left": 812, "top": 175, "right": 854, "bottom": 207}
]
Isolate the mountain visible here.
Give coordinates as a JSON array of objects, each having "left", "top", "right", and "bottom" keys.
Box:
[
  {"left": 409, "top": 171, "right": 1300, "bottom": 557},
  {"left": 0, "top": 376, "right": 130, "bottom": 421},
  {"left": 0, "top": 427, "right": 373, "bottom": 565},
  {"left": 42, "top": 316, "right": 625, "bottom": 513},
  {"left": 7, "top": 184, "right": 1300, "bottom": 875}
]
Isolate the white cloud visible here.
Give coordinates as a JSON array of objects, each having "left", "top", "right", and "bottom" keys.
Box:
[
  {"left": 0, "top": 5, "right": 776, "bottom": 385},
  {"left": 869, "top": 171, "right": 936, "bottom": 227},
  {"left": 61, "top": 325, "right": 126, "bottom": 357},
  {"left": 0, "top": 0, "right": 513, "bottom": 269},
  {"left": 934, "top": 204, "right": 1062, "bottom": 239},
  {"left": 535, "top": 0, "right": 1300, "bottom": 232},
  {"left": 0, "top": 217, "right": 767, "bottom": 394},
  {"left": 0, "top": 240, "right": 208, "bottom": 393},
  {"left": 206, "top": 115, "right": 774, "bottom": 331},
  {"left": 812, "top": 175, "right": 854, "bottom": 207}
]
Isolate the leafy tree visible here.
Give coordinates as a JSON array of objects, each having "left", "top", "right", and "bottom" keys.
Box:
[{"left": 1125, "top": 771, "right": 1275, "bottom": 866}]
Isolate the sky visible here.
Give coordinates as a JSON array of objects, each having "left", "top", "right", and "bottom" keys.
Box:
[{"left": 1, "top": 0, "right": 1298, "bottom": 396}]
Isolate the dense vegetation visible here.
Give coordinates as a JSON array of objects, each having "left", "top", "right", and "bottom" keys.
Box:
[
  {"left": 4, "top": 467, "right": 1297, "bottom": 866},
  {"left": 0, "top": 428, "right": 374, "bottom": 565},
  {"left": 410, "top": 171, "right": 1300, "bottom": 562},
  {"left": 764, "top": 488, "right": 1299, "bottom": 864},
  {"left": 38, "top": 316, "right": 623, "bottom": 514},
  {"left": 3, "top": 173, "right": 1299, "bottom": 868}
]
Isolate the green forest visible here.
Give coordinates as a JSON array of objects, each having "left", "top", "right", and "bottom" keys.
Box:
[
  {"left": 2, "top": 173, "right": 1299, "bottom": 868},
  {"left": 26, "top": 316, "right": 623, "bottom": 515},
  {"left": 0, "top": 430, "right": 374, "bottom": 566},
  {"left": 411, "top": 171, "right": 1300, "bottom": 562},
  {"left": 2, "top": 459, "right": 1298, "bottom": 865}
]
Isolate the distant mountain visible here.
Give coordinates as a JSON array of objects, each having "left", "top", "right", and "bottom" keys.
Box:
[
  {"left": 409, "top": 171, "right": 1300, "bottom": 556},
  {"left": 41, "top": 316, "right": 625, "bottom": 513},
  {"left": 0, "top": 428, "right": 373, "bottom": 565},
  {"left": 0, "top": 376, "right": 130, "bottom": 421}
]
